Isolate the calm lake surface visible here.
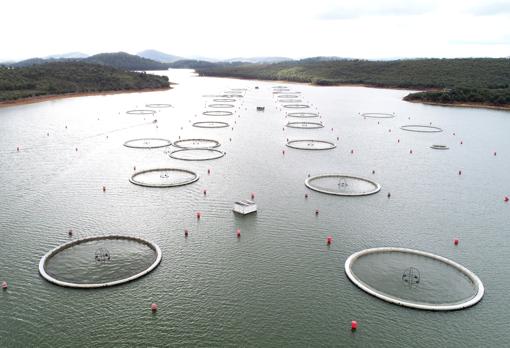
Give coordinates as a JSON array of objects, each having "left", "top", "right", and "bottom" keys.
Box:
[{"left": 1, "top": 69, "right": 509, "bottom": 347}]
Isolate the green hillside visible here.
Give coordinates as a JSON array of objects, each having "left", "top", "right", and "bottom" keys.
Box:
[{"left": 0, "top": 61, "right": 170, "bottom": 102}]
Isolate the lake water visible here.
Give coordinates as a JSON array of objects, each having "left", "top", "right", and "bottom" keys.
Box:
[{"left": 1, "top": 69, "right": 509, "bottom": 347}]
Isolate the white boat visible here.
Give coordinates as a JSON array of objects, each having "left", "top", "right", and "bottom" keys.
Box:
[
  {"left": 233, "top": 200, "right": 257, "bottom": 215},
  {"left": 256, "top": 106, "right": 265, "bottom": 111}
]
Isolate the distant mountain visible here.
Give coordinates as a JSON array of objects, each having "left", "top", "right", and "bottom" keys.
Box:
[
  {"left": 224, "top": 57, "right": 293, "bottom": 64},
  {"left": 298, "top": 56, "right": 352, "bottom": 62},
  {"left": 137, "top": 49, "right": 183, "bottom": 63},
  {"left": 45, "top": 52, "right": 89, "bottom": 59},
  {"left": 84, "top": 52, "right": 169, "bottom": 70}
]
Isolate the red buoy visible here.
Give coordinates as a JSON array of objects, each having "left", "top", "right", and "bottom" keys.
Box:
[
  {"left": 16, "top": 147, "right": 19, "bottom": 152},
  {"left": 460, "top": 141, "right": 463, "bottom": 145},
  {"left": 305, "top": 193, "right": 308, "bottom": 199},
  {"left": 409, "top": 149, "right": 413, "bottom": 154},
  {"left": 397, "top": 139, "right": 400, "bottom": 143},
  {"left": 315, "top": 209, "right": 319, "bottom": 215},
  {"left": 251, "top": 192, "right": 255, "bottom": 199},
  {"left": 2, "top": 281, "right": 7, "bottom": 290},
  {"left": 388, "top": 129, "right": 391, "bottom": 132},
  {"left": 458, "top": 170, "right": 462, "bottom": 175},
  {"left": 282, "top": 150, "right": 285, "bottom": 155},
  {"left": 494, "top": 152, "right": 497, "bottom": 156},
  {"left": 184, "top": 229, "right": 188, "bottom": 237},
  {"left": 203, "top": 189, "right": 207, "bottom": 196},
  {"left": 151, "top": 303, "right": 158, "bottom": 312},
  {"left": 337, "top": 136, "right": 339, "bottom": 140},
  {"left": 236, "top": 228, "right": 241, "bottom": 238},
  {"left": 207, "top": 169, "right": 211, "bottom": 175},
  {"left": 102, "top": 186, "right": 106, "bottom": 192},
  {"left": 387, "top": 192, "right": 391, "bottom": 198},
  {"left": 504, "top": 196, "right": 509, "bottom": 202},
  {"left": 454, "top": 239, "right": 459, "bottom": 246},
  {"left": 327, "top": 236, "right": 332, "bottom": 245},
  {"left": 351, "top": 321, "right": 358, "bottom": 330},
  {"left": 68, "top": 229, "right": 73, "bottom": 236},
  {"left": 351, "top": 149, "right": 354, "bottom": 154},
  {"left": 133, "top": 166, "right": 136, "bottom": 171},
  {"left": 196, "top": 212, "right": 201, "bottom": 220},
  {"left": 372, "top": 170, "right": 375, "bottom": 174}
]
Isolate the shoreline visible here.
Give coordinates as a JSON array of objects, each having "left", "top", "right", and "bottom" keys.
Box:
[
  {"left": 0, "top": 87, "right": 171, "bottom": 109},
  {"left": 404, "top": 99, "right": 510, "bottom": 111},
  {"left": 199, "top": 73, "right": 510, "bottom": 112}
]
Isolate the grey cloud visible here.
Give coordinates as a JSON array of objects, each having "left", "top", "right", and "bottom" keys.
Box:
[
  {"left": 468, "top": 2, "right": 510, "bottom": 16},
  {"left": 319, "top": 1, "right": 435, "bottom": 20}
]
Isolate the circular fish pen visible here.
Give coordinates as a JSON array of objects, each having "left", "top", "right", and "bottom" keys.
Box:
[
  {"left": 286, "top": 121, "right": 324, "bottom": 129},
  {"left": 145, "top": 104, "right": 172, "bottom": 108},
  {"left": 213, "top": 98, "right": 236, "bottom": 102},
  {"left": 287, "top": 112, "right": 319, "bottom": 118},
  {"left": 202, "top": 94, "right": 230, "bottom": 98},
  {"left": 169, "top": 149, "right": 225, "bottom": 161},
  {"left": 123, "top": 138, "right": 172, "bottom": 149},
  {"left": 203, "top": 110, "right": 233, "bottom": 117},
  {"left": 193, "top": 121, "right": 230, "bottom": 129},
  {"left": 202, "top": 110, "right": 234, "bottom": 116},
  {"left": 277, "top": 94, "right": 300, "bottom": 99},
  {"left": 223, "top": 94, "right": 244, "bottom": 98},
  {"left": 361, "top": 113, "right": 395, "bottom": 119},
  {"left": 400, "top": 125, "right": 443, "bottom": 133},
  {"left": 431, "top": 145, "right": 450, "bottom": 150},
  {"left": 284, "top": 104, "right": 310, "bottom": 109},
  {"left": 344, "top": 247, "right": 484, "bottom": 311},
  {"left": 208, "top": 103, "right": 235, "bottom": 108},
  {"left": 287, "top": 139, "right": 336, "bottom": 150},
  {"left": 130, "top": 168, "right": 199, "bottom": 187},
  {"left": 39, "top": 235, "right": 162, "bottom": 288},
  {"left": 279, "top": 99, "right": 303, "bottom": 103},
  {"left": 126, "top": 110, "right": 156, "bottom": 115},
  {"left": 173, "top": 138, "right": 220, "bottom": 149},
  {"left": 305, "top": 174, "right": 381, "bottom": 196}
]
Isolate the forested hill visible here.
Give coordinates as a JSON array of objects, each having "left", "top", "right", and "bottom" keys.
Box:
[
  {"left": 9, "top": 52, "right": 169, "bottom": 71},
  {"left": 84, "top": 52, "right": 169, "bottom": 71},
  {"left": 0, "top": 62, "right": 170, "bottom": 102},
  {"left": 195, "top": 58, "right": 510, "bottom": 108}
]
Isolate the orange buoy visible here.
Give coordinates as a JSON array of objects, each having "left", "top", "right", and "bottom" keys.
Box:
[
  {"left": 351, "top": 321, "right": 358, "bottom": 330},
  {"left": 102, "top": 186, "right": 106, "bottom": 192},
  {"left": 327, "top": 236, "right": 332, "bottom": 245},
  {"left": 454, "top": 239, "right": 459, "bottom": 246},
  {"left": 236, "top": 228, "right": 241, "bottom": 238},
  {"left": 1, "top": 281, "right": 7, "bottom": 290},
  {"left": 151, "top": 303, "right": 158, "bottom": 312},
  {"left": 196, "top": 212, "right": 201, "bottom": 220},
  {"left": 184, "top": 229, "right": 188, "bottom": 237}
]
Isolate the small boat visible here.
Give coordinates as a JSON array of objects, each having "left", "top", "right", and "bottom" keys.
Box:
[
  {"left": 255, "top": 86, "right": 259, "bottom": 89},
  {"left": 256, "top": 106, "right": 265, "bottom": 111},
  {"left": 233, "top": 200, "right": 257, "bottom": 215}
]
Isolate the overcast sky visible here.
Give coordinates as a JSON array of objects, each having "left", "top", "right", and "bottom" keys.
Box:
[{"left": 1, "top": 0, "right": 509, "bottom": 61}]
